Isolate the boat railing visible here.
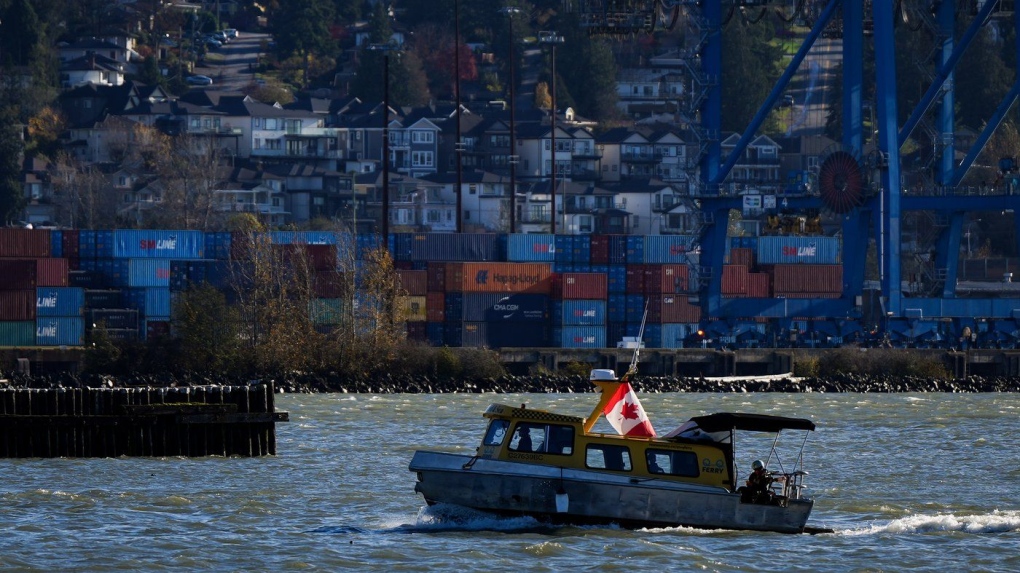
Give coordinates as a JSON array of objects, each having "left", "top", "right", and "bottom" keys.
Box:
[{"left": 776, "top": 470, "right": 809, "bottom": 500}]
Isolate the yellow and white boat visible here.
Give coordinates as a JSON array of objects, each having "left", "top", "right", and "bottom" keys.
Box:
[{"left": 409, "top": 369, "right": 820, "bottom": 533}]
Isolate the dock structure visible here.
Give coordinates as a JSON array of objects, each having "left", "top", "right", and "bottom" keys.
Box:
[{"left": 0, "top": 383, "right": 288, "bottom": 458}]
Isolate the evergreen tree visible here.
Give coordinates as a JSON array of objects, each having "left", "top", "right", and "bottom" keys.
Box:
[
  {"left": 271, "top": 0, "right": 338, "bottom": 86},
  {"left": 721, "top": 18, "right": 784, "bottom": 133},
  {"left": 0, "top": 105, "right": 25, "bottom": 224},
  {"left": 558, "top": 18, "right": 619, "bottom": 121}
]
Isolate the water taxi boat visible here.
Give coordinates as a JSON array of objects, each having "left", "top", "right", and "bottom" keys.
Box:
[{"left": 409, "top": 369, "right": 820, "bottom": 533}]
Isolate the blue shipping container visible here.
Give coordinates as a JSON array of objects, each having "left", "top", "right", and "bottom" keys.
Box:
[
  {"left": 659, "top": 323, "right": 698, "bottom": 349},
  {"left": 507, "top": 234, "right": 556, "bottom": 262},
  {"left": 559, "top": 325, "right": 606, "bottom": 348},
  {"left": 756, "top": 236, "right": 841, "bottom": 265},
  {"left": 104, "top": 259, "right": 172, "bottom": 287},
  {"left": 625, "top": 294, "right": 646, "bottom": 323},
  {"left": 204, "top": 232, "right": 232, "bottom": 260},
  {"left": 609, "top": 235, "right": 628, "bottom": 264},
  {"left": 607, "top": 264, "right": 627, "bottom": 294},
  {"left": 560, "top": 299, "right": 607, "bottom": 325},
  {"left": 269, "top": 231, "right": 340, "bottom": 245},
  {"left": 444, "top": 321, "right": 550, "bottom": 348},
  {"left": 607, "top": 294, "right": 627, "bottom": 323},
  {"left": 36, "top": 287, "right": 85, "bottom": 317},
  {"left": 50, "top": 230, "right": 63, "bottom": 258},
  {"left": 125, "top": 287, "right": 172, "bottom": 317},
  {"left": 111, "top": 230, "right": 205, "bottom": 259},
  {"left": 35, "top": 317, "right": 84, "bottom": 346},
  {"left": 643, "top": 235, "right": 698, "bottom": 263},
  {"left": 410, "top": 233, "right": 503, "bottom": 262},
  {"left": 572, "top": 235, "right": 591, "bottom": 263},
  {"left": 555, "top": 235, "right": 574, "bottom": 263}
]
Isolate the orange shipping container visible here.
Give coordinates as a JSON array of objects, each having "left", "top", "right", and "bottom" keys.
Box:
[
  {"left": 720, "top": 264, "right": 749, "bottom": 295},
  {"left": 426, "top": 292, "right": 445, "bottom": 322},
  {"left": 645, "top": 264, "right": 690, "bottom": 294},
  {"left": 444, "top": 263, "right": 553, "bottom": 294},
  {"left": 396, "top": 269, "right": 428, "bottom": 295}
]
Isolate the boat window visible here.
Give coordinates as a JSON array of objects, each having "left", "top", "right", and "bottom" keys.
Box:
[
  {"left": 510, "top": 422, "right": 546, "bottom": 453},
  {"left": 483, "top": 419, "right": 510, "bottom": 446},
  {"left": 646, "top": 449, "right": 700, "bottom": 477},
  {"left": 585, "top": 444, "right": 632, "bottom": 471},
  {"left": 545, "top": 425, "right": 575, "bottom": 455}
]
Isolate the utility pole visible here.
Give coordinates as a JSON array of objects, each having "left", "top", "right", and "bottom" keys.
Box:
[
  {"left": 454, "top": 0, "right": 464, "bottom": 232},
  {"left": 540, "top": 32, "right": 565, "bottom": 234},
  {"left": 501, "top": 7, "right": 520, "bottom": 234}
]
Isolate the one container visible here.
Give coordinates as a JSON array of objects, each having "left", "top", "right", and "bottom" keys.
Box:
[
  {"left": 444, "top": 262, "right": 552, "bottom": 294},
  {"left": 558, "top": 325, "right": 607, "bottom": 348},
  {"left": 507, "top": 234, "right": 556, "bottom": 262},
  {"left": 756, "top": 236, "right": 841, "bottom": 265},
  {"left": 0, "top": 290, "right": 35, "bottom": 321},
  {"left": 36, "top": 287, "right": 85, "bottom": 317},
  {"left": 560, "top": 299, "right": 607, "bottom": 325},
  {"left": 35, "top": 317, "right": 85, "bottom": 346},
  {"left": 642, "top": 235, "right": 698, "bottom": 264},
  {"left": 123, "top": 287, "right": 171, "bottom": 317},
  {"left": 111, "top": 230, "right": 205, "bottom": 259},
  {"left": 561, "top": 272, "right": 608, "bottom": 300},
  {"left": 0, "top": 321, "right": 36, "bottom": 345}
]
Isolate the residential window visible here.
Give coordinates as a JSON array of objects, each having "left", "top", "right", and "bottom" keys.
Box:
[
  {"left": 411, "top": 131, "right": 434, "bottom": 143},
  {"left": 265, "top": 118, "right": 277, "bottom": 130},
  {"left": 411, "top": 151, "right": 433, "bottom": 167},
  {"left": 469, "top": 185, "right": 477, "bottom": 195}
]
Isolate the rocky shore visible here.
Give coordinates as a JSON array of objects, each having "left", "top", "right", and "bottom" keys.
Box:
[{"left": 3, "top": 371, "right": 1018, "bottom": 393}]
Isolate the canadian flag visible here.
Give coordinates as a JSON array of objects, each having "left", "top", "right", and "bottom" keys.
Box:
[{"left": 603, "top": 382, "right": 656, "bottom": 437}]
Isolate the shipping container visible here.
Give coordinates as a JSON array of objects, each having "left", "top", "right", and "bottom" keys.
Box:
[
  {"left": 642, "top": 235, "right": 698, "bottom": 263},
  {"left": 0, "top": 290, "right": 35, "bottom": 320},
  {"left": 50, "top": 230, "right": 63, "bottom": 258},
  {"left": 144, "top": 319, "right": 172, "bottom": 340},
  {"left": 655, "top": 295, "right": 702, "bottom": 323},
  {"left": 625, "top": 235, "right": 644, "bottom": 263},
  {"left": 89, "top": 308, "right": 139, "bottom": 330},
  {"left": 108, "top": 230, "right": 205, "bottom": 259},
  {"left": 607, "top": 264, "right": 627, "bottom": 294},
  {"left": 0, "top": 228, "right": 51, "bottom": 258},
  {"left": 62, "top": 230, "right": 80, "bottom": 259},
  {"left": 746, "top": 272, "right": 771, "bottom": 298},
  {"left": 607, "top": 293, "right": 627, "bottom": 323},
  {"left": 721, "top": 264, "right": 749, "bottom": 295},
  {"left": 426, "top": 322, "right": 444, "bottom": 346},
  {"left": 34, "top": 258, "right": 69, "bottom": 287},
  {"left": 35, "top": 317, "right": 85, "bottom": 346},
  {"left": 409, "top": 233, "right": 504, "bottom": 262},
  {"left": 607, "top": 321, "right": 641, "bottom": 347},
  {"left": 309, "top": 298, "right": 350, "bottom": 325},
  {"left": 552, "top": 262, "right": 573, "bottom": 274},
  {"left": 405, "top": 321, "right": 428, "bottom": 342},
  {"left": 559, "top": 299, "right": 607, "bottom": 325},
  {"left": 590, "top": 235, "right": 609, "bottom": 264},
  {"left": 571, "top": 235, "right": 591, "bottom": 263},
  {"left": 0, "top": 260, "right": 37, "bottom": 290},
  {"left": 85, "top": 289, "right": 123, "bottom": 309},
  {"left": 444, "top": 293, "right": 549, "bottom": 322},
  {"left": 204, "top": 231, "right": 232, "bottom": 260},
  {"left": 730, "top": 247, "right": 755, "bottom": 268},
  {"left": 268, "top": 230, "right": 340, "bottom": 245},
  {"left": 561, "top": 272, "right": 607, "bottom": 300},
  {"left": 0, "top": 321, "right": 36, "bottom": 346},
  {"left": 36, "top": 287, "right": 85, "bottom": 317},
  {"left": 767, "top": 264, "right": 843, "bottom": 293},
  {"left": 443, "top": 321, "right": 550, "bottom": 348},
  {"left": 444, "top": 262, "right": 552, "bottom": 293},
  {"left": 625, "top": 294, "right": 646, "bottom": 323},
  {"left": 401, "top": 295, "right": 428, "bottom": 321},
  {"left": 558, "top": 325, "right": 607, "bottom": 348},
  {"left": 555, "top": 235, "right": 574, "bottom": 264},
  {"left": 426, "top": 262, "right": 446, "bottom": 292},
  {"left": 644, "top": 264, "right": 690, "bottom": 294},
  {"left": 756, "top": 236, "right": 841, "bottom": 265},
  {"left": 69, "top": 270, "right": 101, "bottom": 288},
  {"left": 396, "top": 269, "right": 428, "bottom": 296},
  {"left": 426, "top": 292, "right": 445, "bottom": 322},
  {"left": 124, "top": 287, "right": 172, "bottom": 317},
  {"left": 313, "top": 271, "right": 350, "bottom": 298},
  {"left": 100, "top": 259, "right": 172, "bottom": 287},
  {"left": 507, "top": 234, "right": 557, "bottom": 262},
  {"left": 659, "top": 323, "right": 699, "bottom": 349},
  {"left": 626, "top": 264, "right": 646, "bottom": 294},
  {"left": 609, "top": 235, "right": 629, "bottom": 264}
]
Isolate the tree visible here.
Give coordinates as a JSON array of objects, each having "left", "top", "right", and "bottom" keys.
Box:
[
  {"left": 558, "top": 19, "right": 619, "bottom": 121},
  {"left": 0, "top": 105, "right": 25, "bottom": 224},
  {"left": 173, "top": 284, "right": 243, "bottom": 374},
  {"left": 721, "top": 18, "right": 784, "bottom": 133},
  {"left": 50, "top": 152, "right": 119, "bottom": 229},
  {"left": 26, "top": 105, "right": 65, "bottom": 159},
  {"left": 351, "top": 48, "right": 431, "bottom": 107},
  {"left": 271, "top": 0, "right": 338, "bottom": 87}
]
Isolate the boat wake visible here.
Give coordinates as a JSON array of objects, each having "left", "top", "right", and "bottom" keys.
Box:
[
  {"left": 838, "top": 510, "right": 1020, "bottom": 535},
  {"left": 405, "top": 504, "right": 563, "bottom": 534}
]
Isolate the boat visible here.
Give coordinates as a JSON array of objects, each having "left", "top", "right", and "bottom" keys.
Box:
[{"left": 409, "top": 369, "right": 822, "bottom": 533}]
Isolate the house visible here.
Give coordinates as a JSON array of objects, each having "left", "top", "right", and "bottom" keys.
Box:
[
  {"left": 720, "top": 133, "right": 783, "bottom": 194},
  {"left": 22, "top": 157, "right": 55, "bottom": 226},
  {"left": 420, "top": 170, "right": 509, "bottom": 232},
  {"left": 60, "top": 53, "right": 127, "bottom": 88}
]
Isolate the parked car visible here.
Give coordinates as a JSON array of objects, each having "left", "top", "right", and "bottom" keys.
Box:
[
  {"left": 224, "top": 28, "right": 239, "bottom": 39},
  {"left": 204, "top": 38, "right": 222, "bottom": 49},
  {"left": 186, "top": 75, "right": 213, "bottom": 86}
]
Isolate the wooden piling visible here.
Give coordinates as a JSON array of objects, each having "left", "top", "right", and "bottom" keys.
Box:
[{"left": 0, "top": 384, "right": 288, "bottom": 458}]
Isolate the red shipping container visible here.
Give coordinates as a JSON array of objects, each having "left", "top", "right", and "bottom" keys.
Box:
[
  {"left": 658, "top": 294, "right": 702, "bottom": 323},
  {"left": 720, "top": 264, "right": 749, "bottom": 295},
  {"left": 62, "top": 231, "right": 80, "bottom": 259},
  {"left": 34, "top": 258, "right": 69, "bottom": 287},
  {"left": 405, "top": 321, "right": 427, "bottom": 342},
  {"left": 426, "top": 292, "right": 445, "bottom": 322},
  {"left": 730, "top": 247, "right": 755, "bottom": 268},
  {"left": 0, "top": 229, "right": 51, "bottom": 258},
  {"left": 314, "top": 271, "right": 349, "bottom": 298},
  {"left": 0, "top": 290, "right": 35, "bottom": 320},
  {"left": 396, "top": 269, "right": 428, "bottom": 296},
  {"left": 0, "top": 260, "right": 36, "bottom": 290},
  {"left": 625, "top": 264, "right": 646, "bottom": 294},
  {"left": 746, "top": 272, "right": 770, "bottom": 298},
  {"left": 645, "top": 264, "right": 690, "bottom": 294},
  {"left": 767, "top": 264, "right": 842, "bottom": 293},
  {"left": 305, "top": 244, "right": 338, "bottom": 271},
  {"left": 778, "top": 292, "right": 842, "bottom": 299},
  {"left": 394, "top": 261, "right": 414, "bottom": 270},
  {"left": 561, "top": 272, "right": 608, "bottom": 300},
  {"left": 590, "top": 235, "right": 610, "bottom": 264},
  {"left": 426, "top": 262, "right": 446, "bottom": 292},
  {"left": 445, "top": 263, "right": 552, "bottom": 294},
  {"left": 146, "top": 320, "right": 172, "bottom": 340}
]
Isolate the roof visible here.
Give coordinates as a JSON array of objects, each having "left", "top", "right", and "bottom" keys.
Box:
[{"left": 688, "top": 413, "right": 815, "bottom": 433}]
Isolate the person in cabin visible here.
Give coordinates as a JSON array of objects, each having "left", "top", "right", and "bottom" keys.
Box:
[
  {"left": 513, "top": 427, "right": 533, "bottom": 452},
  {"left": 744, "top": 459, "right": 781, "bottom": 503}
]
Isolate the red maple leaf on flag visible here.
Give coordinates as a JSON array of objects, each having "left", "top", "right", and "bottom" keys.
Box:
[{"left": 621, "top": 401, "right": 641, "bottom": 420}]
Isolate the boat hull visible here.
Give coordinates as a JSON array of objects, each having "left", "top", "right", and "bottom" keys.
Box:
[{"left": 409, "top": 451, "right": 813, "bottom": 533}]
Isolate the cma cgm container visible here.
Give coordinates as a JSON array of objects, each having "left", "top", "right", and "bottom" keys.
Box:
[
  {"left": 561, "top": 273, "right": 607, "bottom": 300},
  {"left": 557, "top": 325, "right": 607, "bottom": 348},
  {"left": 0, "top": 228, "right": 51, "bottom": 257},
  {"left": 36, "top": 287, "right": 85, "bottom": 317},
  {"left": 508, "top": 234, "right": 556, "bottom": 262},
  {"left": 643, "top": 235, "right": 698, "bottom": 263},
  {"left": 756, "top": 236, "right": 840, "bottom": 265},
  {"left": 445, "top": 292, "right": 549, "bottom": 322},
  {"left": 35, "top": 317, "right": 85, "bottom": 346},
  {"left": 110, "top": 230, "right": 205, "bottom": 259},
  {"left": 445, "top": 263, "right": 552, "bottom": 294}
]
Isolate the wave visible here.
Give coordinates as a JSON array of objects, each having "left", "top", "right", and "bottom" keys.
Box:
[{"left": 838, "top": 510, "right": 1020, "bottom": 535}]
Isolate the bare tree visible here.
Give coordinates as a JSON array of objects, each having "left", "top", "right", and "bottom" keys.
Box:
[{"left": 50, "top": 152, "right": 119, "bottom": 229}]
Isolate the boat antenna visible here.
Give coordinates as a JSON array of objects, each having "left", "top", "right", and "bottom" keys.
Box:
[{"left": 622, "top": 301, "right": 649, "bottom": 383}]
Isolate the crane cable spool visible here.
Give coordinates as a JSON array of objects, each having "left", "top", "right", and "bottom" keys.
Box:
[{"left": 818, "top": 149, "right": 867, "bottom": 214}]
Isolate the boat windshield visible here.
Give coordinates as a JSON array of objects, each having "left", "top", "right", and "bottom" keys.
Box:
[{"left": 483, "top": 419, "right": 510, "bottom": 446}]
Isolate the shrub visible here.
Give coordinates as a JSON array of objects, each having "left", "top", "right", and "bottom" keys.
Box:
[
  {"left": 561, "top": 361, "right": 591, "bottom": 378},
  {"left": 433, "top": 347, "right": 462, "bottom": 379},
  {"left": 457, "top": 348, "right": 505, "bottom": 380}
]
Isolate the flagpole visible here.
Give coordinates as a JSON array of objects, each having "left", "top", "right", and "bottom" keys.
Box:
[{"left": 623, "top": 301, "right": 649, "bottom": 383}]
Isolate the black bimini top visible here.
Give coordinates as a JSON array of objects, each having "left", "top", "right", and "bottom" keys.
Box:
[{"left": 689, "top": 413, "right": 816, "bottom": 433}]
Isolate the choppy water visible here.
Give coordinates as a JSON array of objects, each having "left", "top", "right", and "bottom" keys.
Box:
[{"left": 3, "top": 392, "right": 1020, "bottom": 571}]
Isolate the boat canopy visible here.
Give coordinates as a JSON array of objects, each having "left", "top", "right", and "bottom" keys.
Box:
[{"left": 687, "top": 413, "right": 816, "bottom": 433}]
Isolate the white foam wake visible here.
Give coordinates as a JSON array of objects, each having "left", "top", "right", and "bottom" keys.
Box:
[{"left": 839, "top": 510, "right": 1020, "bottom": 535}]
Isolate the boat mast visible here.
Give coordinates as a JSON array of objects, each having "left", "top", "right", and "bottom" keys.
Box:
[{"left": 583, "top": 303, "right": 649, "bottom": 434}]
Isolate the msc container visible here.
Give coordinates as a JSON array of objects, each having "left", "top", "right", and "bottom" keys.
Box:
[
  {"left": 756, "top": 236, "right": 841, "bottom": 265},
  {"left": 111, "top": 230, "right": 205, "bottom": 259},
  {"left": 89, "top": 308, "right": 140, "bottom": 330},
  {"left": 0, "top": 228, "right": 51, "bottom": 257},
  {"left": 721, "top": 264, "right": 749, "bottom": 295},
  {"left": 85, "top": 289, "right": 123, "bottom": 309},
  {"left": 561, "top": 272, "right": 607, "bottom": 300},
  {"left": 409, "top": 233, "right": 504, "bottom": 262},
  {"left": 0, "top": 260, "right": 37, "bottom": 290},
  {"left": 0, "top": 321, "right": 35, "bottom": 346},
  {"left": 768, "top": 264, "right": 843, "bottom": 293},
  {"left": 444, "top": 263, "right": 552, "bottom": 294},
  {"left": 204, "top": 231, "right": 233, "bottom": 260},
  {"left": 558, "top": 325, "right": 607, "bottom": 348},
  {"left": 607, "top": 264, "right": 627, "bottom": 294},
  {"left": 642, "top": 235, "right": 698, "bottom": 263},
  {"left": 508, "top": 234, "right": 557, "bottom": 262},
  {"left": 35, "top": 317, "right": 85, "bottom": 346},
  {"left": 396, "top": 269, "right": 428, "bottom": 296},
  {"left": 35, "top": 258, "right": 69, "bottom": 287},
  {"left": 0, "top": 290, "right": 35, "bottom": 320},
  {"left": 443, "top": 321, "right": 550, "bottom": 348},
  {"left": 590, "top": 235, "right": 610, "bottom": 264},
  {"left": 36, "top": 287, "right": 85, "bottom": 317},
  {"left": 445, "top": 293, "right": 549, "bottom": 322},
  {"left": 560, "top": 299, "right": 607, "bottom": 325}
]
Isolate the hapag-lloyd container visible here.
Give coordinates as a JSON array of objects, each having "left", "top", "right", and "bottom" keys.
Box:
[
  {"left": 35, "top": 317, "right": 84, "bottom": 346},
  {"left": 560, "top": 273, "right": 607, "bottom": 300},
  {"left": 110, "top": 230, "right": 205, "bottom": 259},
  {"left": 508, "top": 234, "right": 556, "bottom": 262},
  {"left": 756, "top": 236, "right": 840, "bottom": 265},
  {"left": 444, "top": 262, "right": 552, "bottom": 293},
  {"left": 36, "top": 287, "right": 85, "bottom": 317}
]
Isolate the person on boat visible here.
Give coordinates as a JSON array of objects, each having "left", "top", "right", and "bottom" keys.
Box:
[
  {"left": 514, "top": 427, "right": 533, "bottom": 452},
  {"left": 744, "top": 459, "right": 782, "bottom": 503}
]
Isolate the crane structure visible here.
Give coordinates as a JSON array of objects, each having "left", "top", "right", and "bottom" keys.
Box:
[{"left": 577, "top": 0, "right": 1020, "bottom": 348}]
